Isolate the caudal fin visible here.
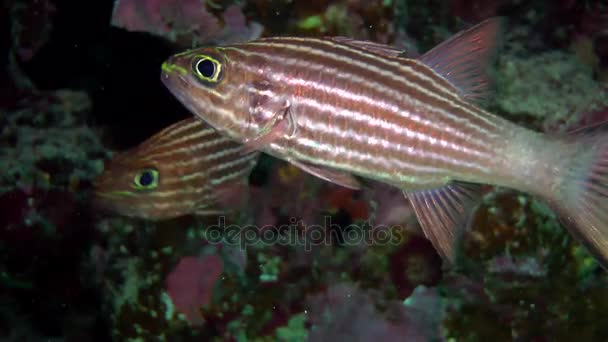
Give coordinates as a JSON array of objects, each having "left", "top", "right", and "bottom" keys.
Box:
[{"left": 552, "top": 127, "right": 608, "bottom": 269}]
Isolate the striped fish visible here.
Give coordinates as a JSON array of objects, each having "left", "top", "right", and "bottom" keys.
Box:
[
  {"left": 94, "top": 117, "right": 259, "bottom": 220},
  {"left": 160, "top": 18, "right": 608, "bottom": 268}
]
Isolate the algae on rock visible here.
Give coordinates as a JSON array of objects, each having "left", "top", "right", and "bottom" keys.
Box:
[{"left": 495, "top": 51, "right": 608, "bottom": 127}]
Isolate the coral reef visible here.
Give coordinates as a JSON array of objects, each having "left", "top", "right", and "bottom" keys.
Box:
[
  {"left": 0, "top": 89, "right": 109, "bottom": 339},
  {"left": 494, "top": 50, "right": 608, "bottom": 131},
  {"left": 442, "top": 190, "right": 608, "bottom": 341},
  {"left": 2, "top": 0, "right": 608, "bottom": 340},
  {"left": 306, "top": 284, "right": 430, "bottom": 341},
  {"left": 111, "top": 0, "right": 263, "bottom": 47},
  {"left": 1, "top": 89, "right": 106, "bottom": 194},
  {"left": 92, "top": 216, "right": 218, "bottom": 340}
]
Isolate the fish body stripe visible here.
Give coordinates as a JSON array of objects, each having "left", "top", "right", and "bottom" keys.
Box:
[
  {"left": 95, "top": 117, "right": 258, "bottom": 220},
  {"left": 138, "top": 121, "right": 256, "bottom": 195},
  {"left": 238, "top": 37, "right": 500, "bottom": 129},
  {"left": 215, "top": 38, "right": 518, "bottom": 187}
]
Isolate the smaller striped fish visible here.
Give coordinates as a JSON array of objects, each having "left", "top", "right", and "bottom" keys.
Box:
[{"left": 94, "top": 117, "right": 259, "bottom": 220}]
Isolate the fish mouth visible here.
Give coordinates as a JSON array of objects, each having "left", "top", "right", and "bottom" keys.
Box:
[
  {"left": 160, "top": 67, "right": 193, "bottom": 108},
  {"left": 92, "top": 176, "right": 132, "bottom": 209},
  {"left": 161, "top": 58, "right": 189, "bottom": 88},
  {"left": 92, "top": 189, "right": 138, "bottom": 218}
]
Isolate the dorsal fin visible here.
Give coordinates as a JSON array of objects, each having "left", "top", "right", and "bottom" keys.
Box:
[
  {"left": 329, "top": 37, "right": 410, "bottom": 58},
  {"left": 419, "top": 17, "right": 504, "bottom": 102}
]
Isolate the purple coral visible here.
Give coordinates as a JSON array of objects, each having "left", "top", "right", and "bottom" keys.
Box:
[
  {"left": 111, "top": 0, "right": 219, "bottom": 39},
  {"left": 111, "top": 0, "right": 262, "bottom": 47},
  {"left": 307, "top": 284, "right": 428, "bottom": 341},
  {"left": 166, "top": 254, "right": 223, "bottom": 326}
]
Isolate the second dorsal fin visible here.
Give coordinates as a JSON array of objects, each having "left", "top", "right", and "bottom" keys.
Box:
[{"left": 418, "top": 17, "right": 504, "bottom": 102}]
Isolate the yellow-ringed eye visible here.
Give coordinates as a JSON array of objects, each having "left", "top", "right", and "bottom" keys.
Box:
[
  {"left": 192, "top": 54, "right": 223, "bottom": 84},
  {"left": 133, "top": 168, "right": 159, "bottom": 190}
]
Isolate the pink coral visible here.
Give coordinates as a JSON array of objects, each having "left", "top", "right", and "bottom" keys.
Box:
[
  {"left": 111, "top": 0, "right": 172, "bottom": 36},
  {"left": 111, "top": 0, "right": 219, "bottom": 39},
  {"left": 166, "top": 254, "right": 223, "bottom": 326},
  {"left": 307, "top": 284, "right": 428, "bottom": 341},
  {"left": 111, "top": 0, "right": 262, "bottom": 47}
]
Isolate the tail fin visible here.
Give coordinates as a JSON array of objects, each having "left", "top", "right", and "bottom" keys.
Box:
[{"left": 551, "top": 126, "right": 608, "bottom": 269}]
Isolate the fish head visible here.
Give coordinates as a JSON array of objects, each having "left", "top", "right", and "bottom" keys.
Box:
[
  {"left": 161, "top": 47, "right": 262, "bottom": 143},
  {"left": 93, "top": 143, "right": 208, "bottom": 221}
]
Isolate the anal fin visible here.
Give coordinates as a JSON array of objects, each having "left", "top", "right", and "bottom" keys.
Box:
[
  {"left": 404, "top": 181, "right": 484, "bottom": 265},
  {"left": 290, "top": 160, "right": 361, "bottom": 190}
]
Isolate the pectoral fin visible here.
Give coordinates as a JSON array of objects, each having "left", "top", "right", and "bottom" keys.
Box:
[
  {"left": 290, "top": 160, "right": 361, "bottom": 190},
  {"left": 404, "top": 181, "right": 484, "bottom": 265},
  {"left": 242, "top": 107, "right": 297, "bottom": 153},
  {"left": 244, "top": 80, "right": 297, "bottom": 153},
  {"left": 193, "top": 182, "right": 250, "bottom": 217}
]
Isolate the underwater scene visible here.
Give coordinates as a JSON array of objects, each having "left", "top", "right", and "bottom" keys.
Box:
[{"left": 2, "top": 0, "right": 608, "bottom": 340}]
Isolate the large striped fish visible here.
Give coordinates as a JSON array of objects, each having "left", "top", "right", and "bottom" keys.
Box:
[
  {"left": 94, "top": 117, "right": 259, "bottom": 220},
  {"left": 160, "top": 18, "right": 608, "bottom": 268}
]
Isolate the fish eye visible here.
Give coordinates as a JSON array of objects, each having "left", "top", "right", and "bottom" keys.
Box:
[
  {"left": 192, "top": 54, "right": 223, "bottom": 84},
  {"left": 133, "top": 168, "right": 159, "bottom": 190},
  {"left": 196, "top": 59, "right": 215, "bottom": 78}
]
